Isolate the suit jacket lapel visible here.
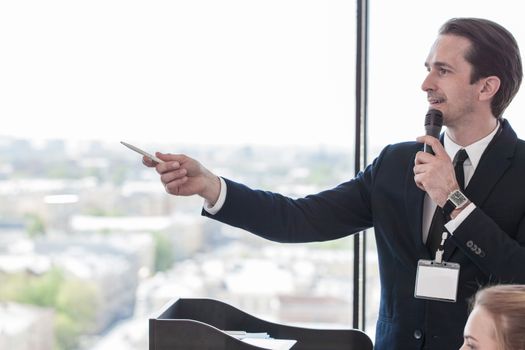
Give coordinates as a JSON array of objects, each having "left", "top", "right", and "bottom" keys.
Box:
[{"left": 444, "top": 119, "right": 517, "bottom": 261}]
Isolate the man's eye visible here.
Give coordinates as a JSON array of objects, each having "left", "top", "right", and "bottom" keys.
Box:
[
  {"left": 439, "top": 68, "right": 449, "bottom": 75},
  {"left": 464, "top": 340, "right": 476, "bottom": 350}
]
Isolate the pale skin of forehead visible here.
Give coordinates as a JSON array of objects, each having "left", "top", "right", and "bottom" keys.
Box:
[{"left": 461, "top": 306, "right": 500, "bottom": 350}]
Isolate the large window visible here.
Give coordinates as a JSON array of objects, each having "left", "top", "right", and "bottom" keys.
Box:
[
  {"left": 0, "top": 1, "right": 356, "bottom": 349},
  {"left": 6, "top": 1, "right": 525, "bottom": 348}
]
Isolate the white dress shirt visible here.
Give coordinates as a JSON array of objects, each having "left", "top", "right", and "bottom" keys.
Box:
[
  {"left": 204, "top": 176, "right": 227, "bottom": 215},
  {"left": 422, "top": 122, "right": 500, "bottom": 242}
]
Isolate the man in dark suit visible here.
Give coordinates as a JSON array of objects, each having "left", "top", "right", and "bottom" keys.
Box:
[{"left": 144, "top": 18, "right": 525, "bottom": 350}]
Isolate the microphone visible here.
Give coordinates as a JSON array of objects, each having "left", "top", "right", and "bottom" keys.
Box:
[{"left": 424, "top": 109, "right": 443, "bottom": 154}]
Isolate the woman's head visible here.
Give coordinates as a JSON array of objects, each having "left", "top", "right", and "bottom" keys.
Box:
[{"left": 461, "top": 285, "right": 525, "bottom": 350}]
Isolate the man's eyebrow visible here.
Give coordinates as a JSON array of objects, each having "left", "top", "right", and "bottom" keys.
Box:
[
  {"left": 464, "top": 335, "right": 478, "bottom": 342},
  {"left": 425, "top": 61, "right": 455, "bottom": 70}
]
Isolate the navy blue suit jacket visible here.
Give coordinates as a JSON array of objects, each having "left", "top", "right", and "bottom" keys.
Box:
[{"left": 203, "top": 119, "right": 525, "bottom": 350}]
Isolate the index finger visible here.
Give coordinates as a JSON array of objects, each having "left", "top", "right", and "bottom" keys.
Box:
[
  {"left": 155, "top": 152, "right": 188, "bottom": 163},
  {"left": 142, "top": 156, "right": 158, "bottom": 167},
  {"left": 416, "top": 135, "right": 447, "bottom": 157},
  {"left": 154, "top": 153, "right": 183, "bottom": 173}
]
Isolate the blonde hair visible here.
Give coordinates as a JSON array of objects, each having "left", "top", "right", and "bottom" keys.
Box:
[{"left": 472, "top": 285, "right": 525, "bottom": 350}]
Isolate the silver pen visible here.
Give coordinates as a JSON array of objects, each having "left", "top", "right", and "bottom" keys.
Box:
[{"left": 120, "top": 141, "right": 165, "bottom": 163}]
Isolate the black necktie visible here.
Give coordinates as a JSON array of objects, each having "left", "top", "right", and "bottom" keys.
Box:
[{"left": 426, "top": 149, "right": 469, "bottom": 256}]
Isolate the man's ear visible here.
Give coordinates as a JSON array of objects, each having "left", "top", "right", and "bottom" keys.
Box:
[{"left": 479, "top": 76, "right": 501, "bottom": 101}]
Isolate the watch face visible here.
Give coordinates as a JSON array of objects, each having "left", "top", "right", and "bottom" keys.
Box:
[{"left": 449, "top": 190, "right": 468, "bottom": 207}]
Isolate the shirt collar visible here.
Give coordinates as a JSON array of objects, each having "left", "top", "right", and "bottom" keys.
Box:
[{"left": 444, "top": 121, "right": 500, "bottom": 169}]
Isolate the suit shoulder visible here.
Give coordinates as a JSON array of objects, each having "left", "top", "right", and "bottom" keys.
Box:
[
  {"left": 376, "top": 141, "right": 421, "bottom": 159},
  {"left": 516, "top": 137, "right": 525, "bottom": 149},
  {"left": 365, "top": 141, "right": 421, "bottom": 174},
  {"left": 513, "top": 138, "right": 525, "bottom": 159}
]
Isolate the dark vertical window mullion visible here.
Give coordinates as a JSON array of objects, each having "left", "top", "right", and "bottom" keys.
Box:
[{"left": 353, "top": 0, "right": 369, "bottom": 331}]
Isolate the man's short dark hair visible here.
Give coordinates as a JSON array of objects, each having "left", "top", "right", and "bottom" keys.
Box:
[{"left": 440, "top": 18, "right": 523, "bottom": 118}]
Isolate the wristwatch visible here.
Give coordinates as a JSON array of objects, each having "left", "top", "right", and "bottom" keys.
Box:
[{"left": 442, "top": 189, "right": 469, "bottom": 218}]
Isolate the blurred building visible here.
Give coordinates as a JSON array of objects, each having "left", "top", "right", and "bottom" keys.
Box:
[
  {"left": 0, "top": 302, "right": 55, "bottom": 350},
  {"left": 34, "top": 234, "right": 153, "bottom": 333}
]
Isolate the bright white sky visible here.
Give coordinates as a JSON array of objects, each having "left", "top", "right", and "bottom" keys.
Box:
[
  {"left": 0, "top": 0, "right": 354, "bottom": 147},
  {"left": 2, "top": 0, "right": 525, "bottom": 149}
]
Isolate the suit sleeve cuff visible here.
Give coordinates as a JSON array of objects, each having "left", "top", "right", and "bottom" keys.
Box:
[
  {"left": 203, "top": 177, "right": 227, "bottom": 215},
  {"left": 444, "top": 202, "right": 476, "bottom": 234}
]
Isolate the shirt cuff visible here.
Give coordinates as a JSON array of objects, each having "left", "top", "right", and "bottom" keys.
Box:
[
  {"left": 203, "top": 177, "right": 227, "bottom": 215},
  {"left": 444, "top": 202, "right": 476, "bottom": 234}
]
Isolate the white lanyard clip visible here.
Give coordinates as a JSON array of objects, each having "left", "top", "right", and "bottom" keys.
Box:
[{"left": 434, "top": 231, "right": 448, "bottom": 264}]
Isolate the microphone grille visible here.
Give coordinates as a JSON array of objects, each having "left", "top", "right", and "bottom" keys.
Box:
[{"left": 425, "top": 109, "right": 443, "bottom": 127}]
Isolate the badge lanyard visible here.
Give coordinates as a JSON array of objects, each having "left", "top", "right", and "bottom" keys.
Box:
[{"left": 415, "top": 231, "right": 460, "bottom": 303}]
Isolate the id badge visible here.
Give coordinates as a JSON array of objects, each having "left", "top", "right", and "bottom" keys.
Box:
[{"left": 414, "top": 259, "right": 460, "bottom": 302}]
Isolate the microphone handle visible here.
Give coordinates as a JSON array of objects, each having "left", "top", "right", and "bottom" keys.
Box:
[
  {"left": 424, "top": 124, "right": 442, "bottom": 155},
  {"left": 423, "top": 143, "right": 435, "bottom": 155}
]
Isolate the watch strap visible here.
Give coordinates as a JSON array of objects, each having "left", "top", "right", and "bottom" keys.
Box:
[{"left": 442, "top": 200, "right": 455, "bottom": 218}]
